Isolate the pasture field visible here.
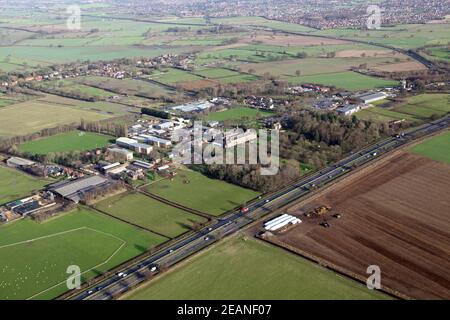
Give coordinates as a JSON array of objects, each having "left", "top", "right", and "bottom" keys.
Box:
[
  {"left": 145, "top": 170, "right": 260, "bottom": 216},
  {"left": 37, "top": 80, "right": 113, "bottom": 99},
  {"left": 18, "top": 130, "right": 113, "bottom": 155},
  {"left": 356, "top": 107, "right": 421, "bottom": 123},
  {"left": 211, "top": 16, "right": 314, "bottom": 33},
  {"left": 0, "top": 207, "right": 167, "bottom": 300},
  {"left": 206, "top": 107, "right": 273, "bottom": 122},
  {"left": 285, "top": 71, "right": 399, "bottom": 90},
  {"left": 76, "top": 76, "right": 174, "bottom": 98},
  {"left": 409, "top": 131, "right": 450, "bottom": 165},
  {"left": 0, "top": 99, "right": 112, "bottom": 137},
  {"left": 0, "top": 166, "right": 53, "bottom": 205},
  {"left": 95, "top": 192, "right": 207, "bottom": 238},
  {"left": 147, "top": 68, "right": 203, "bottom": 84},
  {"left": 124, "top": 235, "right": 388, "bottom": 300},
  {"left": 242, "top": 57, "right": 402, "bottom": 77},
  {"left": 197, "top": 48, "right": 291, "bottom": 63},
  {"left": 193, "top": 68, "right": 242, "bottom": 79},
  {"left": 392, "top": 94, "right": 450, "bottom": 120},
  {"left": 313, "top": 23, "right": 450, "bottom": 49},
  {"left": 36, "top": 94, "right": 132, "bottom": 116},
  {"left": 0, "top": 45, "right": 189, "bottom": 70}
]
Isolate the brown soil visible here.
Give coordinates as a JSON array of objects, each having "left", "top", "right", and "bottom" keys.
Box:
[{"left": 272, "top": 152, "right": 450, "bottom": 299}]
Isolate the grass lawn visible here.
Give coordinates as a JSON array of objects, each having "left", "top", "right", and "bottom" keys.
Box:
[
  {"left": 0, "top": 166, "right": 53, "bottom": 205},
  {"left": 95, "top": 192, "right": 206, "bottom": 238},
  {"left": 146, "top": 170, "right": 260, "bottom": 216},
  {"left": 124, "top": 235, "right": 389, "bottom": 300},
  {"left": 206, "top": 107, "right": 273, "bottom": 122},
  {"left": 0, "top": 207, "right": 167, "bottom": 300},
  {"left": 286, "top": 71, "right": 399, "bottom": 91},
  {"left": 409, "top": 131, "right": 450, "bottom": 165},
  {"left": 18, "top": 130, "right": 114, "bottom": 155}
]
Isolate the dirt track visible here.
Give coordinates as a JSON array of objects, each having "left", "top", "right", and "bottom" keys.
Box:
[{"left": 274, "top": 152, "right": 450, "bottom": 299}]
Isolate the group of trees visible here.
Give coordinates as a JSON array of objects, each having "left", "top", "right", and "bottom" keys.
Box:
[
  {"left": 279, "top": 110, "right": 392, "bottom": 168},
  {"left": 193, "top": 162, "right": 301, "bottom": 193},
  {"left": 141, "top": 107, "right": 171, "bottom": 119}
]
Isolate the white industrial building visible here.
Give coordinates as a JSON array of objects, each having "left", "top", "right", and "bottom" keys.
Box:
[
  {"left": 355, "top": 92, "right": 387, "bottom": 104},
  {"left": 139, "top": 134, "right": 172, "bottom": 148},
  {"left": 224, "top": 129, "right": 257, "bottom": 148},
  {"left": 264, "top": 214, "right": 302, "bottom": 232},
  {"left": 116, "top": 137, "right": 138, "bottom": 148}
]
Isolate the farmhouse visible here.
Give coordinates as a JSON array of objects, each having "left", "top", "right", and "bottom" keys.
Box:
[
  {"left": 48, "top": 175, "right": 111, "bottom": 203},
  {"left": 354, "top": 92, "right": 387, "bottom": 104}
]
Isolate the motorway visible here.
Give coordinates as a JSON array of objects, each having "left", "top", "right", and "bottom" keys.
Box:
[{"left": 66, "top": 115, "right": 450, "bottom": 300}]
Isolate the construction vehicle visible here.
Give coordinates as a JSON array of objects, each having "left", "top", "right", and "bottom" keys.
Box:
[
  {"left": 320, "top": 220, "right": 331, "bottom": 228},
  {"left": 313, "top": 205, "right": 331, "bottom": 215}
]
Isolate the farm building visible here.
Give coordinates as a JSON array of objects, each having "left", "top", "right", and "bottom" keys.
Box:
[
  {"left": 6, "top": 157, "right": 35, "bottom": 168},
  {"left": 139, "top": 134, "right": 172, "bottom": 148},
  {"left": 116, "top": 137, "right": 138, "bottom": 148},
  {"left": 354, "top": 92, "right": 387, "bottom": 104},
  {"left": 108, "top": 148, "right": 134, "bottom": 161},
  {"left": 336, "top": 104, "right": 361, "bottom": 116},
  {"left": 224, "top": 129, "right": 257, "bottom": 148},
  {"left": 171, "top": 100, "right": 213, "bottom": 113},
  {"left": 48, "top": 176, "right": 111, "bottom": 203},
  {"left": 132, "top": 160, "right": 154, "bottom": 170},
  {"left": 130, "top": 143, "right": 153, "bottom": 155}
]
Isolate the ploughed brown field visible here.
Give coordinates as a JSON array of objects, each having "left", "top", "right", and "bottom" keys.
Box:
[{"left": 273, "top": 151, "right": 450, "bottom": 299}]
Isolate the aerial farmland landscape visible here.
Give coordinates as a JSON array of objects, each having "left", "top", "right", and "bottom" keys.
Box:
[{"left": 0, "top": 0, "right": 449, "bottom": 310}]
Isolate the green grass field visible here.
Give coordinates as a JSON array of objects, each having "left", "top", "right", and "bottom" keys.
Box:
[
  {"left": 125, "top": 235, "right": 389, "bottom": 300},
  {"left": 0, "top": 207, "right": 167, "bottom": 300},
  {"left": 392, "top": 94, "right": 450, "bottom": 119},
  {"left": 95, "top": 192, "right": 207, "bottom": 238},
  {"left": 18, "top": 130, "right": 113, "bottom": 155},
  {"left": 286, "top": 71, "right": 399, "bottom": 90},
  {"left": 356, "top": 107, "right": 421, "bottom": 123},
  {"left": 146, "top": 170, "right": 260, "bottom": 216},
  {"left": 409, "top": 131, "right": 450, "bottom": 165},
  {"left": 147, "top": 68, "right": 203, "bottom": 84},
  {"left": 0, "top": 166, "right": 53, "bottom": 205},
  {"left": 0, "top": 99, "right": 111, "bottom": 137},
  {"left": 206, "top": 107, "right": 273, "bottom": 122}
]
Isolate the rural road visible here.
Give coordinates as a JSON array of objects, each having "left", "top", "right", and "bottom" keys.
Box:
[{"left": 65, "top": 115, "right": 450, "bottom": 300}]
